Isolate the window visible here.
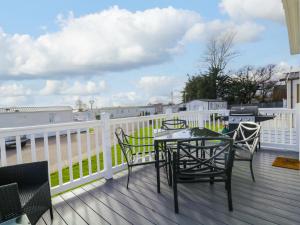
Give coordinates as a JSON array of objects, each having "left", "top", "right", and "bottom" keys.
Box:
[{"left": 297, "top": 84, "right": 300, "bottom": 103}]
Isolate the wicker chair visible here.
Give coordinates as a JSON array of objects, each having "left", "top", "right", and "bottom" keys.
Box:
[
  {"left": 170, "top": 137, "right": 235, "bottom": 213},
  {"left": 0, "top": 161, "right": 53, "bottom": 225}
]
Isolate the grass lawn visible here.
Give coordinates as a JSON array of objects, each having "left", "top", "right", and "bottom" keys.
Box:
[{"left": 50, "top": 120, "right": 224, "bottom": 187}]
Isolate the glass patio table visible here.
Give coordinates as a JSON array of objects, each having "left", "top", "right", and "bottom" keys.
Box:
[
  {"left": 154, "top": 127, "right": 225, "bottom": 193},
  {"left": 0, "top": 214, "right": 31, "bottom": 225}
]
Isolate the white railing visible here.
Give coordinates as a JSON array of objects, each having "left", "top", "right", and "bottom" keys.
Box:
[
  {"left": 259, "top": 108, "right": 297, "bottom": 151},
  {"left": 0, "top": 107, "right": 299, "bottom": 196}
]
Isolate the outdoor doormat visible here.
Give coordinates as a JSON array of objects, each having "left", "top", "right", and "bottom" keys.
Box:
[{"left": 272, "top": 156, "right": 300, "bottom": 170}]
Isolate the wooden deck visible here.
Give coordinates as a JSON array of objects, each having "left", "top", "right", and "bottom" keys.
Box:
[{"left": 38, "top": 150, "right": 300, "bottom": 225}]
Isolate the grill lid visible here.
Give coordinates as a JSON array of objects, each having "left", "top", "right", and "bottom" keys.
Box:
[{"left": 230, "top": 106, "right": 258, "bottom": 116}]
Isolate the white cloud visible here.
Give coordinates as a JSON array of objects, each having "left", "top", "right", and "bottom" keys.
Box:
[
  {"left": 0, "top": 6, "right": 201, "bottom": 78},
  {"left": 0, "top": 83, "right": 32, "bottom": 96},
  {"left": 111, "top": 91, "right": 142, "bottom": 106},
  {"left": 137, "top": 76, "right": 179, "bottom": 95},
  {"left": 219, "top": 0, "right": 284, "bottom": 23},
  {"left": 183, "top": 20, "right": 264, "bottom": 44},
  {"left": 40, "top": 80, "right": 107, "bottom": 95},
  {"left": 0, "top": 6, "right": 266, "bottom": 79},
  {"left": 136, "top": 75, "right": 183, "bottom": 104}
]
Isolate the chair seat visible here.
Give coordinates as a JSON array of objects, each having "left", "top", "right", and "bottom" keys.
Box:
[{"left": 234, "top": 147, "right": 252, "bottom": 160}]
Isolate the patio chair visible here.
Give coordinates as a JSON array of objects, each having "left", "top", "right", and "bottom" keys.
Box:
[
  {"left": 115, "top": 127, "right": 158, "bottom": 188},
  {"left": 160, "top": 118, "right": 188, "bottom": 185},
  {"left": 170, "top": 137, "right": 234, "bottom": 213},
  {"left": 231, "top": 122, "right": 261, "bottom": 182},
  {"left": 0, "top": 161, "right": 53, "bottom": 225},
  {"left": 161, "top": 118, "right": 188, "bottom": 130}
]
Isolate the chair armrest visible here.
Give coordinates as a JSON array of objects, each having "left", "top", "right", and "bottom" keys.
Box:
[
  {"left": 0, "top": 161, "right": 49, "bottom": 186},
  {"left": 0, "top": 183, "right": 22, "bottom": 222},
  {"left": 125, "top": 134, "right": 154, "bottom": 139}
]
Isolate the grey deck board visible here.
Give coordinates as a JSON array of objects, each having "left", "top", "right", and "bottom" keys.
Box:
[
  {"left": 60, "top": 191, "right": 110, "bottom": 225},
  {"left": 116, "top": 168, "right": 277, "bottom": 225},
  {"left": 52, "top": 196, "right": 88, "bottom": 225},
  {"left": 42, "top": 208, "right": 67, "bottom": 225},
  {"left": 71, "top": 187, "right": 133, "bottom": 225},
  {"left": 48, "top": 150, "right": 300, "bottom": 225}
]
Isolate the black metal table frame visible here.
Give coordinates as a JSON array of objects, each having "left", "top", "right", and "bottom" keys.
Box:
[{"left": 154, "top": 128, "right": 224, "bottom": 193}]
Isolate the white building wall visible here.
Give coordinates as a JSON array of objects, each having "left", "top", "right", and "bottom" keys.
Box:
[
  {"left": 287, "top": 79, "right": 300, "bottom": 108},
  {"left": 96, "top": 106, "right": 156, "bottom": 119},
  {"left": 0, "top": 110, "right": 73, "bottom": 128}
]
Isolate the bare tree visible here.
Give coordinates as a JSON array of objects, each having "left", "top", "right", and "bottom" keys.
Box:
[
  {"left": 203, "top": 32, "right": 239, "bottom": 72},
  {"left": 75, "top": 99, "right": 88, "bottom": 112},
  {"left": 223, "top": 64, "right": 278, "bottom": 104}
]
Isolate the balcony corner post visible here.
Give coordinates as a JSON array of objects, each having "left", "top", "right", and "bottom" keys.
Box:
[
  {"left": 101, "top": 112, "right": 113, "bottom": 179},
  {"left": 165, "top": 108, "right": 173, "bottom": 122},
  {"left": 296, "top": 103, "right": 300, "bottom": 160}
]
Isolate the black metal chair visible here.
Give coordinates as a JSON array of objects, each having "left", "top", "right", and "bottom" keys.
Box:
[
  {"left": 115, "top": 127, "right": 158, "bottom": 189},
  {"left": 231, "top": 122, "right": 261, "bottom": 182},
  {"left": 170, "top": 137, "right": 235, "bottom": 213},
  {"left": 161, "top": 118, "right": 188, "bottom": 130},
  {"left": 160, "top": 118, "right": 189, "bottom": 184},
  {"left": 0, "top": 161, "right": 53, "bottom": 225}
]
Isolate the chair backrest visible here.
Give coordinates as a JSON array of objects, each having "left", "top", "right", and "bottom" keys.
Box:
[
  {"left": 173, "top": 137, "right": 234, "bottom": 182},
  {"left": 0, "top": 183, "right": 22, "bottom": 223},
  {"left": 115, "top": 127, "right": 133, "bottom": 165},
  {"left": 161, "top": 118, "right": 188, "bottom": 130},
  {"left": 233, "top": 122, "right": 261, "bottom": 153}
]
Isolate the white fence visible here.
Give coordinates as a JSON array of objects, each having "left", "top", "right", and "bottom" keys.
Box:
[{"left": 0, "top": 108, "right": 298, "bottom": 195}]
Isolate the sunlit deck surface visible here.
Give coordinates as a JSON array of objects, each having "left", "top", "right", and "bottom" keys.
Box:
[{"left": 38, "top": 150, "right": 300, "bottom": 225}]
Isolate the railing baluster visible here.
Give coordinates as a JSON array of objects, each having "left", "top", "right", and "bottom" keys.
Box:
[
  {"left": 213, "top": 113, "right": 216, "bottom": 131},
  {"left": 30, "top": 134, "right": 37, "bottom": 162},
  {"left": 55, "top": 131, "right": 63, "bottom": 186},
  {"left": 16, "top": 135, "right": 22, "bottom": 164},
  {"left": 43, "top": 132, "right": 50, "bottom": 184},
  {"left": 147, "top": 119, "right": 150, "bottom": 161},
  {"left": 0, "top": 138, "right": 7, "bottom": 166},
  {"left": 124, "top": 122, "right": 128, "bottom": 165},
  {"left": 137, "top": 120, "right": 140, "bottom": 161},
  {"left": 67, "top": 130, "right": 73, "bottom": 182},
  {"left": 290, "top": 113, "right": 293, "bottom": 145},
  {"left": 94, "top": 127, "right": 100, "bottom": 172},
  {"left": 76, "top": 129, "right": 83, "bottom": 178},
  {"left": 142, "top": 119, "right": 145, "bottom": 159},
  {"left": 112, "top": 124, "right": 117, "bottom": 166},
  {"left": 86, "top": 128, "right": 92, "bottom": 175},
  {"left": 132, "top": 122, "right": 136, "bottom": 156}
]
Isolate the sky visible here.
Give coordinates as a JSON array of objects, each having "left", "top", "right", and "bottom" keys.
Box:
[{"left": 0, "top": 0, "right": 299, "bottom": 108}]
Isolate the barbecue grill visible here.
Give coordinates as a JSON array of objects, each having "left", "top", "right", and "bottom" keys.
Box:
[{"left": 223, "top": 106, "right": 275, "bottom": 132}]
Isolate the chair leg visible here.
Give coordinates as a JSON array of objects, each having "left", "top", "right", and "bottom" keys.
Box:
[
  {"left": 226, "top": 180, "right": 233, "bottom": 211},
  {"left": 172, "top": 159, "right": 178, "bottom": 213},
  {"left": 250, "top": 160, "right": 255, "bottom": 182},
  {"left": 173, "top": 179, "right": 179, "bottom": 213},
  {"left": 50, "top": 207, "right": 54, "bottom": 220},
  {"left": 127, "top": 167, "right": 131, "bottom": 189}
]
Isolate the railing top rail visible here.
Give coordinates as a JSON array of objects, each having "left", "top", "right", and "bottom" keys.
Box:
[
  {"left": 259, "top": 108, "right": 295, "bottom": 112},
  {"left": 0, "top": 120, "right": 102, "bottom": 138}
]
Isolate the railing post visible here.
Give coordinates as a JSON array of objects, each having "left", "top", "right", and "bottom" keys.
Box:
[
  {"left": 198, "top": 111, "right": 204, "bottom": 128},
  {"left": 101, "top": 112, "right": 113, "bottom": 179},
  {"left": 296, "top": 104, "right": 300, "bottom": 160},
  {"left": 165, "top": 107, "right": 173, "bottom": 120},
  {"left": 165, "top": 107, "right": 172, "bottom": 116}
]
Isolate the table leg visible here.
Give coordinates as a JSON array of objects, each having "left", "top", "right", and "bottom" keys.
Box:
[{"left": 155, "top": 140, "right": 160, "bottom": 193}]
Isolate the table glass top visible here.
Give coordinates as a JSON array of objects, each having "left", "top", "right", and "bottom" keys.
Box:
[
  {"left": 0, "top": 214, "right": 30, "bottom": 225},
  {"left": 153, "top": 127, "right": 223, "bottom": 141}
]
